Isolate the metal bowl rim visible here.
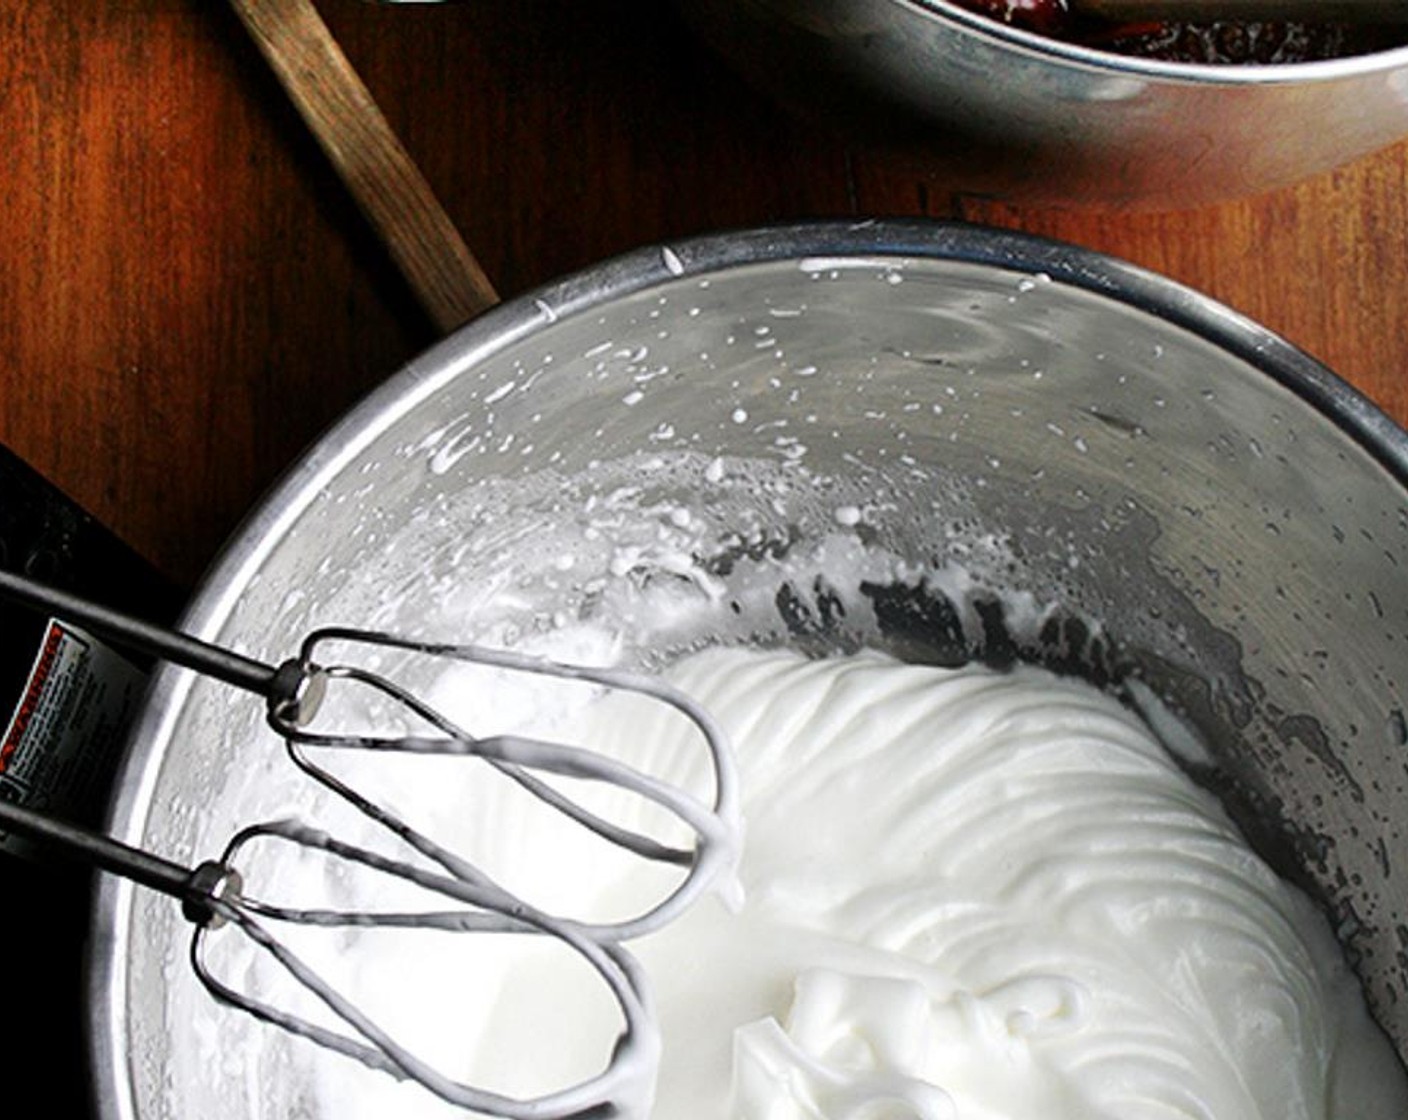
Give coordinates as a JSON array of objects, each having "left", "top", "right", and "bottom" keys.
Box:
[
  {"left": 84, "top": 216, "right": 1408, "bottom": 1120},
  {"left": 905, "top": 0, "right": 1408, "bottom": 84}
]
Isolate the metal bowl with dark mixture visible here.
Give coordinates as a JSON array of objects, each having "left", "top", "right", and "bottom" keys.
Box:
[{"left": 673, "top": 0, "right": 1408, "bottom": 206}]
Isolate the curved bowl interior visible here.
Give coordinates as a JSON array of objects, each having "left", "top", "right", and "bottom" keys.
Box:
[{"left": 91, "top": 221, "right": 1408, "bottom": 1117}]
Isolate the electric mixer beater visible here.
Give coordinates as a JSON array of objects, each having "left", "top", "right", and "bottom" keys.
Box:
[{"left": 0, "top": 567, "right": 741, "bottom": 1118}]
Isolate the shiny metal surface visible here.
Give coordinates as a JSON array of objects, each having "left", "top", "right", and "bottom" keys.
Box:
[
  {"left": 674, "top": 0, "right": 1408, "bottom": 207},
  {"left": 90, "top": 220, "right": 1408, "bottom": 1116}
]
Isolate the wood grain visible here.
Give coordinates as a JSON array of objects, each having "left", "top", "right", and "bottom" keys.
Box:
[
  {"left": 2, "top": 0, "right": 1405, "bottom": 591},
  {"left": 3, "top": 8, "right": 1407, "bottom": 1115},
  {"left": 227, "top": 0, "right": 498, "bottom": 331}
]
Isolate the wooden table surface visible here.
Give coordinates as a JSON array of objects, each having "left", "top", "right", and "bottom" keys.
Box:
[
  {"left": 2, "top": 4, "right": 1406, "bottom": 1111},
  {"left": 3, "top": 0, "right": 1406, "bottom": 596}
]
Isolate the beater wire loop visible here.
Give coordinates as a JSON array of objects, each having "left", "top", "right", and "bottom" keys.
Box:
[
  {"left": 190, "top": 820, "right": 659, "bottom": 1119},
  {"left": 269, "top": 626, "right": 740, "bottom": 942},
  {"left": 0, "top": 572, "right": 741, "bottom": 1117}
]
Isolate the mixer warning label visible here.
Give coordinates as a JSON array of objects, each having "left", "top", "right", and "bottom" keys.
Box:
[{"left": 0, "top": 619, "right": 146, "bottom": 852}]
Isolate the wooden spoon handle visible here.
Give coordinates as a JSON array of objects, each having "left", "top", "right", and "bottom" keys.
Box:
[
  {"left": 1075, "top": 0, "right": 1408, "bottom": 24},
  {"left": 227, "top": 0, "right": 500, "bottom": 333}
]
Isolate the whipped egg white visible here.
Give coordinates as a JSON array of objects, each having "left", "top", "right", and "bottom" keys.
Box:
[
  {"left": 252, "top": 644, "right": 1408, "bottom": 1119},
  {"left": 614, "top": 647, "right": 1407, "bottom": 1119}
]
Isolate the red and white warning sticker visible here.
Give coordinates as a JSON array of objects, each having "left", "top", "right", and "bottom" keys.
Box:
[{"left": 0, "top": 619, "right": 146, "bottom": 852}]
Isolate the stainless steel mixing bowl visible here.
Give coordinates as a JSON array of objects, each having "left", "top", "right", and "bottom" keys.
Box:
[
  {"left": 673, "top": 0, "right": 1408, "bottom": 207},
  {"left": 90, "top": 220, "right": 1408, "bottom": 1116}
]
